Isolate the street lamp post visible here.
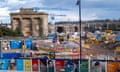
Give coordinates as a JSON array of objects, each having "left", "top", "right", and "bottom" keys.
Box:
[
  {"left": 76, "top": 0, "right": 81, "bottom": 72},
  {"left": 50, "top": 16, "right": 56, "bottom": 59}
]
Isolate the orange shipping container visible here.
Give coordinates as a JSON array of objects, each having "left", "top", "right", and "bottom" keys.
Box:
[{"left": 107, "top": 62, "right": 119, "bottom": 72}]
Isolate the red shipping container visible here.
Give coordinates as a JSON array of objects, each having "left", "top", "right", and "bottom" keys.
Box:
[
  {"left": 32, "top": 59, "right": 39, "bottom": 72},
  {"left": 40, "top": 60, "right": 47, "bottom": 72},
  {"left": 55, "top": 60, "right": 65, "bottom": 72}
]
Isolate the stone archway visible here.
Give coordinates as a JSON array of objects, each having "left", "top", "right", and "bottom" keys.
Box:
[
  {"left": 74, "top": 26, "right": 78, "bottom": 32},
  {"left": 33, "top": 18, "right": 41, "bottom": 36},
  {"left": 57, "top": 27, "right": 64, "bottom": 33},
  {"left": 22, "top": 18, "right": 31, "bottom": 36},
  {"left": 12, "top": 18, "right": 20, "bottom": 30}
]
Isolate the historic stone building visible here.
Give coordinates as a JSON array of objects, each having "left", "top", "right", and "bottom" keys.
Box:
[
  {"left": 10, "top": 8, "right": 48, "bottom": 36},
  {"left": 49, "top": 19, "right": 120, "bottom": 34},
  {"left": 83, "top": 19, "right": 120, "bottom": 31},
  {"left": 48, "top": 22, "right": 85, "bottom": 34}
]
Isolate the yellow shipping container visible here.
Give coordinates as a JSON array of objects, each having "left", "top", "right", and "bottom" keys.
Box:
[{"left": 24, "top": 59, "right": 32, "bottom": 72}]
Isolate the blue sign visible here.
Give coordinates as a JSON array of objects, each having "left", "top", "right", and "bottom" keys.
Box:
[
  {"left": 65, "top": 60, "right": 75, "bottom": 72},
  {"left": 16, "top": 59, "right": 24, "bottom": 71},
  {"left": 116, "top": 35, "right": 120, "bottom": 41},
  {"left": 2, "top": 52, "right": 22, "bottom": 59},
  {"left": 0, "top": 59, "right": 9, "bottom": 70},
  {"left": 96, "top": 35, "right": 102, "bottom": 39}
]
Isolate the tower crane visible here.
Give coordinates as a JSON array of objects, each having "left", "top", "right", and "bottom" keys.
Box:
[
  {"left": 33, "top": 7, "right": 68, "bottom": 16},
  {"left": 33, "top": 7, "right": 67, "bottom": 25},
  {"left": 33, "top": 7, "right": 69, "bottom": 11},
  {"left": 33, "top": 7, "right": 68, "bottom": 39}
]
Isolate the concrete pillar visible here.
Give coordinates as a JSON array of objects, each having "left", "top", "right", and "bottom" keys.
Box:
[
  {"left": 42, "top": 15, "right": 48, "bottom": 36},
  {"left": 22, "top": 18, "right": 31, "bottom": 36},
  {"left": 32, "top": 18, "right": 40, "bottom": 36},
  {"left": 19, "top": 18, "right": 23, "bottom": 35},
  {"left": 12, "top": 18, "right": 20, "bottom": 30}
]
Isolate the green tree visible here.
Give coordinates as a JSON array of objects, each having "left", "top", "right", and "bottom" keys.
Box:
[
  {"left": 14, "top": 28, "right": 23, "bottom": 36},
  {"left": 2, "top": 27, "right": 14, "bottom": 36},
  {"left": 2, "top": 27, "right": 23, "bottom": 37}
]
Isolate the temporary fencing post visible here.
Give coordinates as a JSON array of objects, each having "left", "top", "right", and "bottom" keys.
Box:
[
  {"left": 88, "top": 56, "right": 91, "bottom": 72},
  {"left": 88, "top": 55, "right": 93, "bottom": 72}
]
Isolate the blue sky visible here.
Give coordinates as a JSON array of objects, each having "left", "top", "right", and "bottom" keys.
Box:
[
  {"left": 0, "top": 0, "right": 119, "bottom": 23},
  {"left": 82, "top": 0, "right": 120, "bottom": 20},
  {"left": 0, "top": 0, "right": 79, "bottom": 23}
]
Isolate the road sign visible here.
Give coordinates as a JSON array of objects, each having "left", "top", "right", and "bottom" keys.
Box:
[{"left": 65, "top": 60, "right": 75, "bottom": 72}]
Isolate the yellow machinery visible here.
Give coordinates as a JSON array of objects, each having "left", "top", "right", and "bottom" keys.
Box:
[
  {"left": 58, "top": 36, "right": 64, "bottom": 42},
  {"left": 104, "top": 30, "right": 112, "bottom": 33}
]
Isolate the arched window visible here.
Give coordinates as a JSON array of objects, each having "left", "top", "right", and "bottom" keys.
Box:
[
  {"left": 74, "top": 26, "right": 78, "bottom": 32},
  {"left": 57, "top": 27, "right": 64, "bottom": 33}
]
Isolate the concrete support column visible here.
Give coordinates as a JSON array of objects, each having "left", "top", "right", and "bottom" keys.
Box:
[
  {"left": 22, "top": 18, "right": 31, "bottom": 36},
  {"left": 12, "top": 18, "right": 20, "bottom": 31},
  {"left": 31, "top": 18, "right": 35, "bottom": 36},
  {"left": 19, "top": 18, "right": 23, "bottom": 32},
  {"left": 32, "top": 18, "right": 40, "bottom": 36},
  {"left": 42, "top": 15, "right": 48, "bottom": 36}
]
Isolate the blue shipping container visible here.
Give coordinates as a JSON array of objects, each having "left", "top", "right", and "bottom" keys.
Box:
[
  {"left": 16, "top": 59, "right": 24, "bottom": 71},
  {"left": 0, "top": 59, "right": 9, "bottom": 70},
  {"left": 25, "top": 39, "right": 32, "bottom": 49},
  {"left": 2, "top": 52, "right": 22, "bottom": 59},
  {"left": 10, "top": 40, "right": 22, "bottom": 49},
  {"left": 31, "top": 43, "right": 37, "bottom": 50}
]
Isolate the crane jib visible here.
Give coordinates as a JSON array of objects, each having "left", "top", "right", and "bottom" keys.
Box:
[{"left": 33, "top": 7, "right": 69, "bottom": 11}]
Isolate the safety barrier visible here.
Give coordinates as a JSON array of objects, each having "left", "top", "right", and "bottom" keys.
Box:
[
  {"left": 0, "top": 58, "right": 119, "bottom": 72},
  {"left": 0, "top": 58, "right": 80, "bottom": 72}
]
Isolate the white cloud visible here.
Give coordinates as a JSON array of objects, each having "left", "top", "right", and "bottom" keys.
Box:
[
  {"left": 39, "top": 9, "right": 78, "bottom": 22},
  {"left": 0, "top": 7, "right": 10, "bottom": 16},
  {"left": 0, "top": 7, "right": 10, "bottom": 23},
  {"left": 66, "top": 14, "right": 79, "bottom": 21},
  {"left": 86, "top": 0, "right": 101, "bottom": 2},
  {"left": 7, "top": 0, "right": 26, "bottom": 4},
  {"left": 0, "top": 16, "right": 10, "bottom": 23},
  {"left": 81, "top": 13, "right": 98, "bottom": 21},
  {"left": 0, "top": 0, "right": 78, "bottom": 23},
  {"left": 81, "top": 8, "right": 99, "bottom": 21},
  {"left": 53, "top": 14, "right": 79, "bottom": 22}
]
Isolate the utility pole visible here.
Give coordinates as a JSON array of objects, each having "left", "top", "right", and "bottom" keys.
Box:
[
  {"left": 0, "top": 40, "right": 1, "bottom": 58},
  {"left": 0, "top": 27, "right": 2, "bottom": 37},
  {"left": 76, "top": 0, "right": 81, "bottom": 72},
  {"left": 0, "top": 18, "right": 2, "bottom": 58}
]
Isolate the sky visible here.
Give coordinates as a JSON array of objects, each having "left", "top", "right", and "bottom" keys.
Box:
[
  {"left": 82, "top": 0, "right": 120, "bottom": 21},
  {"left": 0, "top": 0, "right": 120, "bottom": 23},
  {"left": 0, "top": 0, "right": 79, "bottom": 23}
]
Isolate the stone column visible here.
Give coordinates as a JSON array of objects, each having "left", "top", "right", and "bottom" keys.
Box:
[
  {"left": 32, "top": 18, "right": 40, "bottom": 36},
  {"left": 64, "top": 26, "right": 67, "bottom": 33},
  {"left": 19, "top": 18, "right": 23, "bottom": 32},
  {"left": 12, "top": 18, "right": 20, "bottom": 31},
  {"left": 22, "top": 18, "right": 31, "bottom": 36},
  {"left": 42, "top": 15, "right": 48, "bottom": 36},
  {"left": 31, "top": 18, "right": 35, "bottom": 36},
  {"left": 66, "top": 25, "right": 70, "bottom": 34}
]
